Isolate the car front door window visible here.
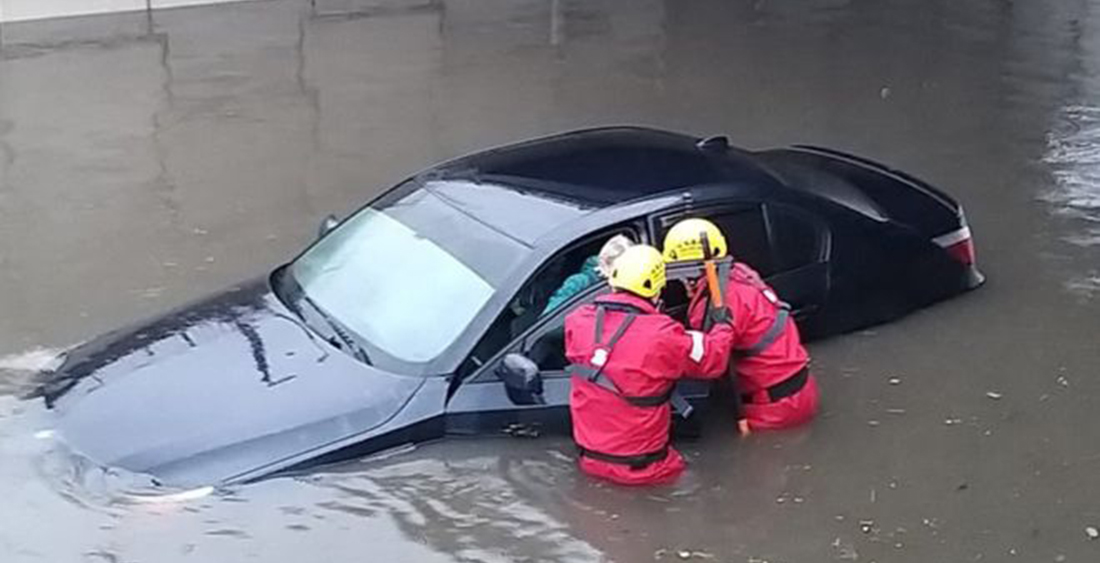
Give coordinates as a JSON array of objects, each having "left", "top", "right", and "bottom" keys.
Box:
[{"left": 462, "top": 227, "right": 637, "bottom": 382}]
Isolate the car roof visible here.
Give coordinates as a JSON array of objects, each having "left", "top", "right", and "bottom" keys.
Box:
[{"left": 423, "top": 126, "right": 788, "bottom": 245}]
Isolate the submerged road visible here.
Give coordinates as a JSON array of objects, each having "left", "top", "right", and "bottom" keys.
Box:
[{"left": 1, "top": 0, "right": 1099, "bottom": 561}]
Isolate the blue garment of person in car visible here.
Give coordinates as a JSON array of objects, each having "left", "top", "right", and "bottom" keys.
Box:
[{"left": 542, "top": 255, "right": 601, "bottom": 315}]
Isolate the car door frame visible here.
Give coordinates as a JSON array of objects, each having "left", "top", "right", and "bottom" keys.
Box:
[
  {"left": 442, "top": 222, "right": 646, "bottom": 437},
  {"left": 649, "top": 199, "right": 832, "bottom": 320},
  {"left": 759, "top": 201, "right": 832, "bottom": 318}
]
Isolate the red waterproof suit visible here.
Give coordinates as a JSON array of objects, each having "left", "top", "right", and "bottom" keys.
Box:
[
  {"left": 565, "top": 292, "right": 735, "bottom": 486},
  {"left": 687, "top": 262, "right": 819, "bottom": 431}
]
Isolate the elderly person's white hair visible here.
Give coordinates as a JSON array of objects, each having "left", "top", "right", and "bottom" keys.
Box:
[{"left": 597, "top": 234, "right": 635, "bottom": 278}]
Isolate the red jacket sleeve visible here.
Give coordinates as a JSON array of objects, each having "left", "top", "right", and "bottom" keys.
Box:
[{"left": 650, "top": 317, "right": 735, "bottom": 381}]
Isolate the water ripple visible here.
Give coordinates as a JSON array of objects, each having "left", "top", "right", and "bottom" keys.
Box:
[
  {"left": 0, "top": 346, "right": 66, "bottom": 397},
  {"left": 1044, "top": 104, "right": 1100, "bottom": 297},
  {"left": 311, "top": 446, "right": 605, "bottom": 563},
  {"left": 1043, "top": 104, "right": 1100, "bottom": 232}
]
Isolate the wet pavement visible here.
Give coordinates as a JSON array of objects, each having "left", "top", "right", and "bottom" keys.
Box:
[{"left": 1, "top": 0, "right": 1100, "bottom": 561}]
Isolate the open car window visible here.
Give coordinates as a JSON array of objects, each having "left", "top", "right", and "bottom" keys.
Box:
[{"left": 463, "top": 225, "right": 639, "bottom": 376}]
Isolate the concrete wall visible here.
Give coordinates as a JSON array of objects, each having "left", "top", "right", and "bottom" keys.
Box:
[{"left": 0, "top": 0, "right": 247, "bottom": 23}]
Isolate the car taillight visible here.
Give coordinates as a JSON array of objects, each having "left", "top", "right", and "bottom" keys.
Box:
[
  {"left": 945, "top": 236, "right": 976, "bottom": 266},
  {"left": 933, "top": 225, "right": 976, "bottom": 266}
]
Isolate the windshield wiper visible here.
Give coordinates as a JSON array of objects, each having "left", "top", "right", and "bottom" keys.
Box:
[
  {"left": 298, "top": 293, "right": 372, "bottom": 366},
  {"left": 273, "top": 268, "right": 373, "bottom": 365}
]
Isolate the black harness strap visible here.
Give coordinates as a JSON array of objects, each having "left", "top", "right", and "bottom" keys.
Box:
[
  {"left": 736, "top": 306, "right": 791, "bottom": 358},
  {"left": 596, "top": 301, "right": 648, "bottom": 314},
  {"left": 622, "top": 387, "right": 675, "bottom": 407},
  {"left": 577, "top": 444, "right": 670, "bottom": 470},
  {"left": 567, "top": 302, "right": 684, "bottom": 411},
  {"left": 581, "top": 305, "right": 636, "bottom": 382},
  {"left": 741, "top": 366, "right": 810, "bottom": 404},
  {"left": 598, "top": 307, "right": 636, "bottom": 348},
  {"left": 566, "top": 365, "right": 677, "bottom": 407}
]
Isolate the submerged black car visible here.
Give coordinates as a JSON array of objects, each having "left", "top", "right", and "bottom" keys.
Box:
[{"left": 36, "top": 127, "right": 983, "bottom": 488}]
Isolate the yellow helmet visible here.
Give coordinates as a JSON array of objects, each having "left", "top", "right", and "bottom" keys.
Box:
[
  {"left": 608, "top": 245, "right": 667, "bottom": 299},
  {"left": 662, "top": 218, "right": 728, "bottom": 262}
]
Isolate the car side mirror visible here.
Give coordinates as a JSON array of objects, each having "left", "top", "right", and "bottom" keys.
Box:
[
  {"left": 496, "top": 353, "right": 545, "bottom": 405},
  {"left": 318, "top": 215, "right": 339, "bottom": 239}
]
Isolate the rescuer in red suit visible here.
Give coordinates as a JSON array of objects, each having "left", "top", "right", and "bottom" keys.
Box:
[
  {"left": 663, "top": 218, "right": 819, "bottom": 432},
  {"left": 565, "top": 244, "right": 736, "bottom": 486}
]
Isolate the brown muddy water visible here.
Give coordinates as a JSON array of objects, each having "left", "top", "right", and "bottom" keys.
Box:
[{"left": 2, "top": 0, "right": 1100, "bottom": 561}]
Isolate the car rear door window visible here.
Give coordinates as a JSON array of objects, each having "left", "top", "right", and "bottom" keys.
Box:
[
  {"left": 767, "top": 205, "right": 827, "bottom": 272},
  {"left": 656, "top": 205, "right": 775, "bottom": 276}
]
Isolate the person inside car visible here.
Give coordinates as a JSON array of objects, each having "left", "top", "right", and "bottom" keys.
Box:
[{"left": 542, "top": 234, "right": 634, "bottom": 315}]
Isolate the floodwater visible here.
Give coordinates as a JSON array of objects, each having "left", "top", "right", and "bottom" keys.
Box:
[{"left": 1, "top": 0, "right": 1099, "bottom": 561}]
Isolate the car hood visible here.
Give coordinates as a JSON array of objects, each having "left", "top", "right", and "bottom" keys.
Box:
[{"left": 38, "top": 277, "right": 427, "bottom": 487}]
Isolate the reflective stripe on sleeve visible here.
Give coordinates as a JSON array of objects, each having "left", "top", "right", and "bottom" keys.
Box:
[{"left": 687, "top": 330, "right": 705, "bottom": 362}]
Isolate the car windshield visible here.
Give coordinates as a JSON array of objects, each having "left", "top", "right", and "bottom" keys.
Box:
[{"left": 289, "top": 185, "right": 528, "bottom": 366}]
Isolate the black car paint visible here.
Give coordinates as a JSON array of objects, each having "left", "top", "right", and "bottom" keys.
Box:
[
  {"left": 35, "top": 127, "right": 982, "bottom": 487},
  {"left": 40, "top": 278, "right": 449, "bottom": 487}
]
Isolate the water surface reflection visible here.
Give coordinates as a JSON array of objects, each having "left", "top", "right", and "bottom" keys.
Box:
[{"left": 3, "top": 0, "right": 1100, "bottom": 561}]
